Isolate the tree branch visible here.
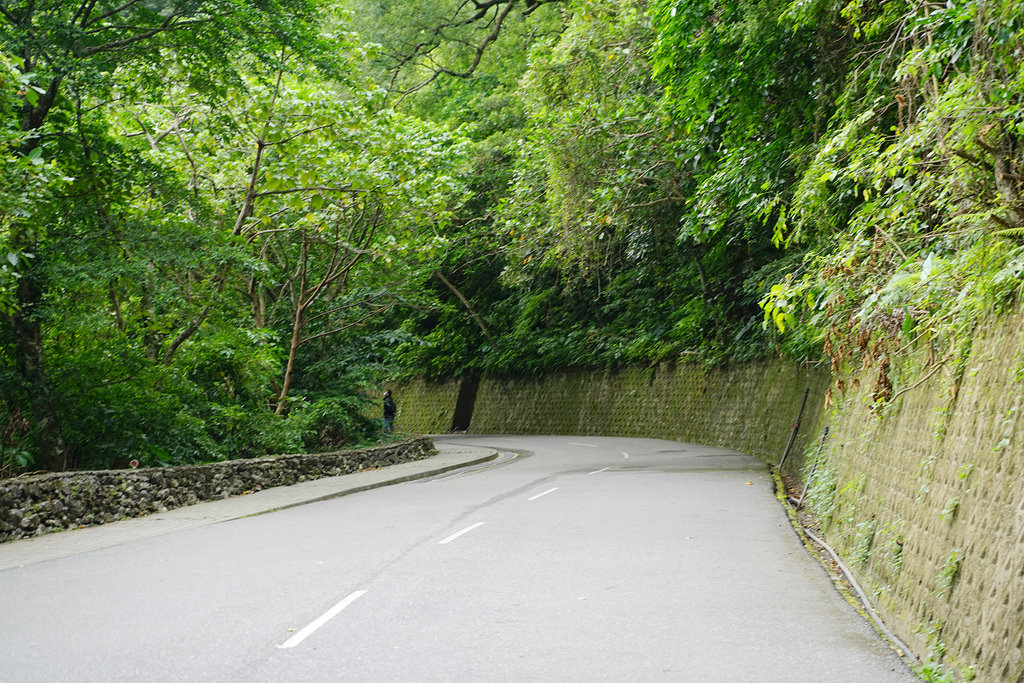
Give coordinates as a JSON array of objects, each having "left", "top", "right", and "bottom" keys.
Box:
[
  {"left": 389, "top": 0, "right": 566, "bottom": 94},
  {"left": 81, "top": 0, "right": 142, "bottom": 28},
  {"left": 78, "top": 16, "right": 218, "bottom": 56},
  {"left": 162, "top": 271, "right": 229, "bottom": 365},
  {"left": 953, "top": 148, "right": 992, "bottom": 172},
  {"left": 300, "top": 303, "right": 397, "bottom": 346},
  {"left": 254, "top": 185, "right": 360, "bottom": 199},
  {"left": 434, "top": 270, "right": 499, "bottom": 349}
]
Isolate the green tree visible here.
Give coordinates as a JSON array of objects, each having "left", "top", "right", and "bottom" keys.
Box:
[
  {"left": 0, "top": 0, "right": 328, "bottom": 470},
  {"left": 758, "top": 0, "right": 1024, "bottom": 400}
]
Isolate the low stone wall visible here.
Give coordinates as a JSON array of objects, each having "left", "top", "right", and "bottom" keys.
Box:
[{"left": 0, "top": 437, "right": 436, "bottom": 543}]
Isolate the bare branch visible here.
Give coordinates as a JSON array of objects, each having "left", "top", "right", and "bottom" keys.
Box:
[
  {"left": 81, "top": 1, "right": 142, "bottom": 28},
  {"left": 162, "top": 271, "right": 229, "bottom": 365},
  {"left": 435, "top": 270, "right": 499, "bottom": 349},
  {"left": 435, "top": 0, "right": 515, "bottom": 79},
  {"left": 299, "top": 303, "right": 397, "bottom": 346},
  {"left": 254, "top": 185, "right": 360, "bottom": 199},
  {"left": 72, "top": 0, "right": 99, "bottom": 27},
  {"left": 78, "top": 14, "right": 223, "bottom": 56},
  {"left": 388, "top": 0, "right": 566, "bottom": 94},
  {"left": 266, "top": 123, "right": 335, "bottom": 146},
  {"left": 305, "top": 290, "right": 390, "bottom": 326}
]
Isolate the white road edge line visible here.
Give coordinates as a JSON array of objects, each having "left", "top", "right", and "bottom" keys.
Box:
[
  {"left": 528, "top": 487, "right": 559, "bottom": 501},
  {"left": 588, "top": 467, "right": 609, "bottom": 475},
  {"left": 439, "top": 522, "right": 485, "bottom": 545},
  {"left": 278, "top": 590, "right": 368, "bottom": 649}
]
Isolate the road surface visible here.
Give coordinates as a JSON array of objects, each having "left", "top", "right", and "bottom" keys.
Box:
[{"left": 0, "top": 435, "right": 917, "bottom": 681}]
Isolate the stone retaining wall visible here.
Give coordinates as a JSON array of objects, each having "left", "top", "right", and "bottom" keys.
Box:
[
  {"left": 0, "top": 437, "right": 436, "bottom": 543},
  {"left": 809, "top": 316, "right": 1024, "bottom": 682},
  {"left": 470, "top": 361, "right": 830, "bottom": 473},
  {"left": 388, "top": 377, "right": 462, "bottom": 434}
]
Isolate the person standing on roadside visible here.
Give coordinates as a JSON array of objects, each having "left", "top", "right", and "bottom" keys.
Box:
[{"left": 382, "top": 389, "right": 397, "bottom": 433}]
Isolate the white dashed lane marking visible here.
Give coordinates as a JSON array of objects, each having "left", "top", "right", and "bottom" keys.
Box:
[
  {"left": 278, "top": 590, "right": 367, "bottom": 649},
  {"left": 527, "top": 487, "right": 559, "bottom": 501},
  {"left": 439, "top": 522, "right": 486, "bottom": 545}
]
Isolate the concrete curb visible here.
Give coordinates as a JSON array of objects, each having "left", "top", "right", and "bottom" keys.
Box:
[
  {"left": 246, "top": 446, "right": 502, "bottom": 514},
  {"left": 0, "top": 443, "right": 499, "bottom": 571}
]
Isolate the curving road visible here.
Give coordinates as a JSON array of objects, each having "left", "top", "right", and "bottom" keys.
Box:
[{"left": 0, "top": 436, "right": 917, "bottom": 681}]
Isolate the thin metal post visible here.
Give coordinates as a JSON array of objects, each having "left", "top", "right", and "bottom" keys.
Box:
[
  {"left": 777, "top": 388, "right": 810, "bottom": 470},
  {"left": 796, "top": 426, "right": 829, "bottom": 509}
]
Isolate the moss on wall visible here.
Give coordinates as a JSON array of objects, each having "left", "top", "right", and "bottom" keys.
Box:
[
  {"left": 470, "top": 361, "right": 830, "bottom": 472},
  {"left": 386, "top": 377, "right": 461, "bottom": 435},
  {"left": 807, "top": 315, "right": 1024, "bottom": 681},
  {"left": 394, "top": 361, "right": 829, "bottom": 476}
]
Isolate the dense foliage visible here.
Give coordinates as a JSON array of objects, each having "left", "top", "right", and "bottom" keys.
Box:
[
  {"left": 0, "top": 0, "right": 465, "bottom": 472},
  {"left": 1, "top": 0, "right": 1022, "bottom": 474},
  {"left": 383, "top": 0, "right": 1024, "bottom": 401}
]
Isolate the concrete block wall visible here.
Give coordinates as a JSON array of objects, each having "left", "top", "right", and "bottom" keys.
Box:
[
  {"left": 814, "top": 316, "right": 1024, "bottom": 681},
  {"left": 387, "top": 377, "right": 462, "bottom": 435},
  {"left": 469, "top": 362, "right": 830, "bottom": 472},
  {"left": 395, "top": 361, "right": 830, "bottom": 479}
]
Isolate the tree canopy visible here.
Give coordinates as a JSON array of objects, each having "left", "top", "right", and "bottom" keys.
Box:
[{"left": 1, "top": 0, "right": 1022, "bottom": 473}]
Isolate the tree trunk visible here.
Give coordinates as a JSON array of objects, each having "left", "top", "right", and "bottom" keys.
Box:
[
  {"left": 276, "top": 236, "right": 311, "bottom": 415},
  {"left": 276, "top": 303, "right": 306, "bottom": 416},
  {"left": 993, "top": 131, "right": 1023, "bottom": 227},
  {"left": 2, "top": 73, "right": 70, "bottom": 470},
  {"left": 7, "top": 256, "right": 69, "bottom": 471},
  {"left": 434, "top": 270, "right": 499, "bottom": 349}
]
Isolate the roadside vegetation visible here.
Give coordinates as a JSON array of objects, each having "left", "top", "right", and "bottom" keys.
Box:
[{"left": 1, "top": 0, "right": 1022, "bottom": 473}]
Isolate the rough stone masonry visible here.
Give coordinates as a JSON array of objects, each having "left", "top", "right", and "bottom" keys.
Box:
[{"left": 0, "top": 437, "right": 435, "bottom": 543}]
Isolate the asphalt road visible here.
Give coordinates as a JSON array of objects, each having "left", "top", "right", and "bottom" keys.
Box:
[{"left": 0, "top": 435, "right": 918, "bottom": 682}]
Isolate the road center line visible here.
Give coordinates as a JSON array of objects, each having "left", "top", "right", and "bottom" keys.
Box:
[
  {"left": 439, "top": 522, "right": 485, "bottom": 545},
  {"left": 528, "top": 487, "right": 559, "bottom": 501},
  {"left": 278, "top": 590, "right": 367, "bottom": 649},
  {"left": 568, "top": 442, "right": 598, "bottom": 448},
  {"left": 588, "top": 467, "right": 609, "bottom": 475}
]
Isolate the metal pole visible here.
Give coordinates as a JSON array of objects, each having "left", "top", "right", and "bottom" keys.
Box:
[
  {"left": 796, "top": 426, "right": 829, "bottom": 509},
  {"left": 777, "top": 388, "right": 810, "bottom": 470}
]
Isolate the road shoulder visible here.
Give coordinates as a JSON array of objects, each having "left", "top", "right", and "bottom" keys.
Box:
[{"left": 0, "top": 442, "right": 497, "bottom": 571}]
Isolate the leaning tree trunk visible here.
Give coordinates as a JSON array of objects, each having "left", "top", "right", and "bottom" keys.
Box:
[{"left": 276, "top": 300, "right": 308, "bottom": 416}]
